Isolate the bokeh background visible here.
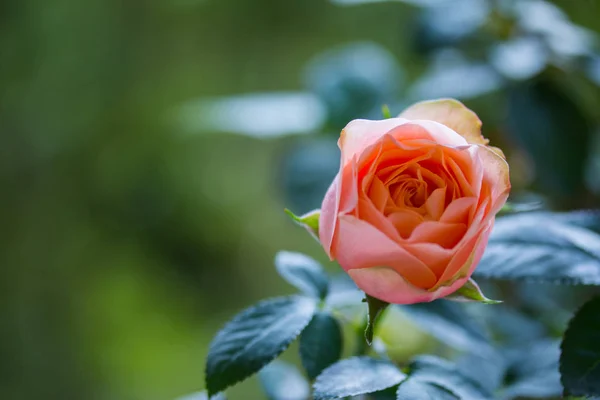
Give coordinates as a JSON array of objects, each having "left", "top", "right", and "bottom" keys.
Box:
[{"left": 2, "top": 0, "right": 600, "bottom": 399}]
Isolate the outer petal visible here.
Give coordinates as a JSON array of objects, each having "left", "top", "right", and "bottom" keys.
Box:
[
  {"left": 474, "top": 144, "right": 511, "bottom": 214},
  {"left": 339, "top": 118, "right": 408, "bottom": 166},
  {"left": 334, "top": 215, "right": 437, "bottom": 288},
  {"left": 319, "top": 177, "right": 338, "bottom": 259},
  {"left": 348, "top": 267, "right": 472, "bottom": 304},
  {"left": 399, "top": 98, "right": 487, "bottom": 145},
  {"left": 387, "top": 121, "right": 468, "bottom": 148}
]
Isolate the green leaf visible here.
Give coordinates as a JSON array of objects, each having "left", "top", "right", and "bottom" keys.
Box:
[
  {"left": 408, "top": 355, "right": 493, "bottom": 399},
  {"left": 551, "top": 210, "right": 600, "bottom": 235},
  {"left": 176, "top": 391, "right": 226, "bottom": 400},
  {"left": 474, "top": 212, "right": 600, "bottom": 284},
  {"left": 503, "top": 339, "right": 561, "bottom": 399},
  {"left": 560, "top": 296, "right": 600, "bottom": 397},
  {"left": 399, "top": 301, "right": 493, "bottom": 354},
  {"left": 444, "top": 278, "right": 502, "bottom": 304},
  {"left": 205, "top": 296, "right": 317, "bottom": 395},
  {"left": 396, "top": 379, "right": 458, "bottom": 400},
  {"left": 456, "top": 351, "right": 505, "bottom": 394},
  {"left": 284, "top": 208, "right": 320, "bottom": 240},
  {"left": 313, "top": 357, "right": 406, "bottom": 400},
  {"left": 275, "top": 251, "right": 329, "bottom": 300},
  {"left": 259, "top": 360, "right": 310, "bottom": 400},
  {"left": 299, "top": 311, "right": 343, "bottom": 380},
  {"left": 365, "top": 294, "right": 389, "bottom": 345}
]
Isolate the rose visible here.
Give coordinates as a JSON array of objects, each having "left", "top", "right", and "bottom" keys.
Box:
[{"left": 318, "top": 99, "right": 510, "bottom": 304}]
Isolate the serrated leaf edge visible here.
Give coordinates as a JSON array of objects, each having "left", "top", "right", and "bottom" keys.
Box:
[
  {"left": 205, "top": 295, "right": 317, "bottom": 396},
  {"left": 312, "top": 356, "right": 405, "bottom": 400}
]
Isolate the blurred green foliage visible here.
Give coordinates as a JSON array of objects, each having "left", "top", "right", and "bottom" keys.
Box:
[{"left": 1, "top": 0, "right": 600, "bottom": 399}]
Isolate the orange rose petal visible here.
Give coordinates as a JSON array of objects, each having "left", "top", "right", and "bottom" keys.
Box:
[
  {"left": 340, "top": 118, "right": 409, "bottom": 167},
  {"left": 425, "top": 187, "right": 446, "bottom": 220},
  {"left": 436, "top": 220, "right": 493, "bottom": 287},
  {"left": 335, "top": 215, "right": 436, "bottom": 288},
  {"left": 319, "top": 177, "right": 338, "bottom": 259},
  {"left": 409, "top": 221, "right": 468, "bottom": 249},
  {"left": 404, "top": 242, "right": 453, "bottom": 278},
  {"left": 367, "top": 177, "right": 389, "bottom": 212},
  {"left": 358, "top": 198, "right": 402, "bottom": 243},
  {"left": 444, "top": 155, "right": 476, "bottom": 198},
  {"left": 475, "top": 145, "right": 511, "bottom": 214},
  {"left": 440, "top": 197, "right": 477, "bottom": 224},
  {"left": 388, "top": 209, "right": 424, "bottom": 238},
  {"left": 398, "top": 98, "right": 487, "bottom": 145}
]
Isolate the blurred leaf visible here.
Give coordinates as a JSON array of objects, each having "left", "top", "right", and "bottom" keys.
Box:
[
  {"left": 275, "top": 251, "right": 328, "bottom": 300},
  {"left": 587, "top": 55, "right": 600, "bottom": 85},
  {"left": 408, "top": 355, "right": 493, "bottom": 399},
  {"left": 399, "top": 301, "right": 493, "bottom": 353},
  {"left": 503, "top": 339, "right": 562, "bottom": 399},
  {"left": 330, "top": 0, "right": 454, "bottom": 6},
  {"left": 304, "top": 42, "right": 402, "bottom": 129},
  {"left": 259, "top": 360, "right": 310, "bottom": 400},
  {"left": 479, "top": 305, "right": 548, "bottom": 344},
  {"left": 299, "top": 311, "right": 343, "bottom": 380},
  {"left": 475, "top": 212, "right": 600, "bottom": 284},
  {"left": 284, "top": 209, "right": 321, "bottom": 241},
  {"left": 205, "top": 296, "right": 317, "bottom": 395},
  {"left": 365, "top": 295, "right": 390, "bottom": 345},
  {"left": 313, "top": 357, "right": 406, "bottom": 400},
  {"left": 550, "top": 210, "right": 600, "bottom": 235},
  {"left": 456, "top": 351, "right": 506, "bottom": 394},
  {"left": 396, "top": 379, "right": 458, "bottom": 400},
  {"left": 560, "top": 296, "right": 600, "bottom": 397},
  {"left": 413, "top": 0, "right": 490, "bottom": 54},
  {"left": 281, "top": 138, "right": 339, "bottom": 213},
  {"left": 514, "top": 0, "right": 596, "bottom": 59},
  {"left": 176, "top": 391, "right": 226, "bottom": 400},
  {"left": 444, "top": 278, "right": 502, "bottom": 304},
  {"left": 409, "top": 49, "right": 502, "bottom": 100},
  {"left": 506, "top": 79, "right": 592, "bottom": 199},
  {"left": 489, "top": 37, "right": 548, "bottom": 81},
  {"left": 175, "top": 92, "right": 326, "bottom": 138}
]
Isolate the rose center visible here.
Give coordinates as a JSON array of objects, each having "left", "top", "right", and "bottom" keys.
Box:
[{"left": 389, "top": 178, "right": 428, "bottom": 209}]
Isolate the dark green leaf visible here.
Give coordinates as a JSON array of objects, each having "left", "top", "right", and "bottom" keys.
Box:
[
  {"left": 560, "top": 296, "right": 600, "bottom": 397},
  {"left": 507, "top": 79, "right": 592, "bottom": 200},
  {"left": 365, "top": 294, "right": 389, "bottom": 345},
  {"left": 502, "top": 339, "right": 561, "bottom": 399},
  {"left": 474, "top": 212, "right": 600, "bottom": 284},
  {"left": 408, "top": 355, "right": 493, "bottom": 400},
  {"left": 396, "top": 379, "right": 458, "bottom": 400},
  {"left": 313, "top": 357, "right": 406, "bottom": 400},
  {"left": 399, "top": 301, "right": 493, "bottom": 353},
  {"left": 275, "top": 251, "right": 329, "bottom": 299},
  {"left": 300, "top": 311, "right": 343, "bottom": 380},
  {"left": 259, "top": 360, "right": 310, "bottom": 400},
  {"left": 205, "top": 296, "right": 317, "bottom": 395}
]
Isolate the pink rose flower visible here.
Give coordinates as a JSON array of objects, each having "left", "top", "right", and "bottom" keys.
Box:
[{"left": 319, "top": 99, "right": 510, "bottom": 304}]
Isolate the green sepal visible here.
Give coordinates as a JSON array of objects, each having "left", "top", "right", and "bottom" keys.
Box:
[
  {"left": 364, "top": 294, "right": 390, "bottom": 345},
  {"left": 284, "top": 208, "right": 320, "bottom": 240},
  {"left": 445, "top": 278, "right": 502, "bottom": 304},
  {"left": 381, "top": 104, "right": 392, "bottom": 119}
]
